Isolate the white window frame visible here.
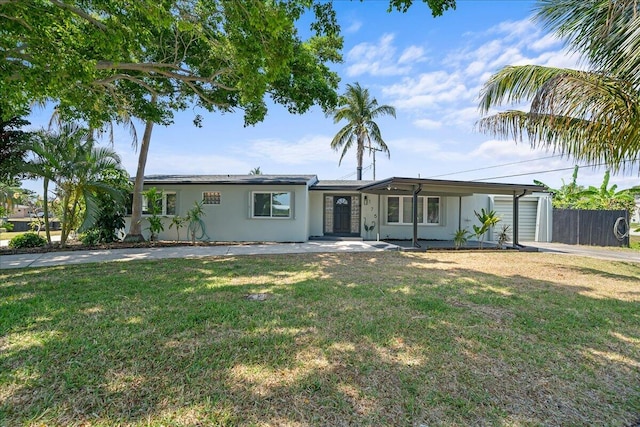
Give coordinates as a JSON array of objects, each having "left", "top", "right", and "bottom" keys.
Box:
[
  {"left": 202, "top": 191, "right": 221, "bottom": 205},
  {"left": 386, "top": 196, "right": 440, "bottom": 225},
  {"left": 252, "top": 191, "right": 292, "bottom": 219},
  {"left": 142, "top": 191, "right": 177, "bottom": 216}
]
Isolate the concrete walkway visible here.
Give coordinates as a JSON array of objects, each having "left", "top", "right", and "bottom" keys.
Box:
[
  {"left": 0, "top": 241, "right": 400, "bottom": 270},
  {"left": 2, "top": 240, "right": 637, "bottom": 270}
]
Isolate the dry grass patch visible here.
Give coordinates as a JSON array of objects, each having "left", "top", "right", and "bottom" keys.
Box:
[{"left": 1, "top": 252, "right": 639, "bottom": 426}]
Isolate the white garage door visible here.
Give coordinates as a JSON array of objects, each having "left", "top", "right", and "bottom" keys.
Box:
[{"left": 493, "top": 198, "right": 538, "bottom": 242}]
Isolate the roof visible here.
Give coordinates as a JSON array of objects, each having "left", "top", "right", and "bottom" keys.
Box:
[
  {"left": 142, "top": 174, "right": 318, "bottom": 186},
  {"left": 358, "top": 177, "right": 546, "bottom": 196},
  {"left": 138, "top": 174, "right": 546, "bottom": 196},
  {"left": 311, "top": 180, "right": 376, "bottom": 191}
]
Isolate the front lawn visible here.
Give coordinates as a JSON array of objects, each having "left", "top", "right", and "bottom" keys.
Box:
[
  {"left": 0, "top": 230, "right": 61, "bottom": 242},
  {"left": 1, "top": 252, "right": 639, "bottom": 426}
]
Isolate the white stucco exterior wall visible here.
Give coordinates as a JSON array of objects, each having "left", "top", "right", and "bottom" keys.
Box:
[
  {"left": 374, "top": 194, "right": 490, "bottom": 241},
  {"left": 123, "top": 183, "right": 311, "bottom": 242},
  {"left": 308, "top": 191, "right": 326, "bottom": 237}
]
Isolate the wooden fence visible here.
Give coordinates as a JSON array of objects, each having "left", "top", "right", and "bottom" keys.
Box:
[{"left": 552, "top": 209, "right": 630, "bottom": 247}]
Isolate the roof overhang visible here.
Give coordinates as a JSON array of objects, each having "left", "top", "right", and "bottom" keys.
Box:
[
  {"left": 140, "top": 175, "right": 318, "bottom": 186},
  {"left": 358, "top": 177, "right": 545, "bottom": 196}
]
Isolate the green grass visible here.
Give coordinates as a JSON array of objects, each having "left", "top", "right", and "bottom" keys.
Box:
[
  {"left": 631, "top": 234, "right": 640, "bottom": 250},
  {"left": 0, "top": 230, "right": 61, "bottom": 241},
  {"left": 1, "top": 252, "right": 639, "bottom": 426}
]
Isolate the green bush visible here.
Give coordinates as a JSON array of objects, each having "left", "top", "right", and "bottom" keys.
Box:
[
  {"left": 80, "top": 229, "right": 101, "bottom": 246},
  {"left": 8, "top": 232, "right": 47, "bottom": 249}
]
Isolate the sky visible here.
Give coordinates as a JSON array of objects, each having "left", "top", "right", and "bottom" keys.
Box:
[{"left": 23, "top": 0, "right": 640, "bottom": 193}]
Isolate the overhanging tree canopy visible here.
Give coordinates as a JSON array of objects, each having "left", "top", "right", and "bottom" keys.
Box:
[
  {"left": 1, "top": 0, "right": 346, "bottom": 126},
  {"left": 1, "top": 0, "right": 456, "bottom": 240},
  {"left": 477, "top": 0, "right": 640, "bottom": 175}
]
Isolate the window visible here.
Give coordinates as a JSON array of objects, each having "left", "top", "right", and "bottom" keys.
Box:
[
  {"left": 387, "top": 197, "right": 400, "bottom": 223},
  {"left": 203, "top": 191, "right": 221, "bottom": 205},
  {"left": 141, "top": 192, "right": 176, "bottom": 215},
  {"left": 402, "top": 196, "right": 424, "bottom": 223},
  {"left": 426, "top": 197, "right": 440, "bottom": 224},
  {"left": 253, "top": 192, "right": 291, "bottom": 218},
  {"left": 387, "top": 196, "right": 439, "bottom": 224}
]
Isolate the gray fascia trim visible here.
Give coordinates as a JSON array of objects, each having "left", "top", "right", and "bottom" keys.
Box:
[
  {"left": 140, "top": 175, "right": 317, "bottom": 186},
  {"left": 310, "top": 185, "right": 363, "bottom": 191},
  {"left": 358, "top": 177, "right": 545, "bottom": 195}
]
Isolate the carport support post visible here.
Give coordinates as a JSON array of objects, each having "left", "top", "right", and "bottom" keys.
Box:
[{"left": 413, "top": 184, "right": 422, "bottom": 248}]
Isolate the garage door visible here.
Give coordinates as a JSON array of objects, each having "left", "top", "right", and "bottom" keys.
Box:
[{"left": 492, "top": 198, "right": 538, "bottom": 242}]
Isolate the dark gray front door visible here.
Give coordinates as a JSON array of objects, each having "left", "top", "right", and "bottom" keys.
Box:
[{"left": 333, "top": 196, "right": 351, "bottom": 234}]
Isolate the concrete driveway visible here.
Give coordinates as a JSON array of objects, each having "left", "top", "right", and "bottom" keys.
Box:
[
  {"left": 522, "top": 241, "right": 639, "bottom": 263},
  {"left": 0, "top": 240, "right": 400, "bottom": 270}
]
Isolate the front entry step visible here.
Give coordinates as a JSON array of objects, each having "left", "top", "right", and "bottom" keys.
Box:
[{"left": 310, "top": 236, "right": 363, "bottom": 242}]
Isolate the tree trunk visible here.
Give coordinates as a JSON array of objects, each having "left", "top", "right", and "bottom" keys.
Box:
[
  {"left": 124, "top": 115, "right": 155, "bottom": 242},
  {"left": 60, "top": 193, "right": 70, "bottom": 246},
  {"left": 356, "top": 135, "right": 364, "bottom": 181},
  {"left": 43, "top": 178, "right": 51, "bottom": 244}
]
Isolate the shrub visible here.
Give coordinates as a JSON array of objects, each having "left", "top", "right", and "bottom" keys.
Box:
[
  {"left": 8, "top": 232, "right": 47, "bottom": 249},
  {"left": 79, "top": 229, "right": 101, "bottom": 246}
]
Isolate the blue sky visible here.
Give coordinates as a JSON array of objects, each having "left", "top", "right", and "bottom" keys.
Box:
[{"left": 24, "top": 0, "right": 639, "bottom": 192}]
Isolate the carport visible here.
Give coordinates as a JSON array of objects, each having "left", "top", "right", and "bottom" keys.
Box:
[{"left": 358, "top": 177, "right": 546, "bottom": 248}]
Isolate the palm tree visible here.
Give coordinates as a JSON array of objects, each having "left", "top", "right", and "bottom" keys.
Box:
[
  {"left": 0, "top": 181, "right": 23, "bottom": 217},
  {"left": 330, "top": 83, "right": 396, "bottom": 180},
  {"left": 477, "top": 0, "right": 640, "bottom": 175},
  {"left": 27, "top": 123, "right": 125, "bottom": 246}
]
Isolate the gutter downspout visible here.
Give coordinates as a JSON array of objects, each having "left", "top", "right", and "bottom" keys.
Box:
[
  {"left": 413, "top": 184, "right": 422, "bottom": 248},
  {"left": 377, "top": 193, "right": 381, "bottom": 241},
  {"left": 513, "top": 190, "right": 527, "bottom": 248},
  {"left": 458, "top": 196, "right": 462, "bottom": 231}
]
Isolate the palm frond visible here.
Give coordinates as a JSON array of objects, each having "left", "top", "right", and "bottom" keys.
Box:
[
  {"left": 478, "top": 65, "right": 582, "bottom": 113},
  {"left": 330, "top": 82, "right": 396, "bottom": 173},
  {"left": 535, "top": 0, "right": 640, "bottom": 83},
  {"left": 478, "top": 62, "right": 640, "bottom": 173}
]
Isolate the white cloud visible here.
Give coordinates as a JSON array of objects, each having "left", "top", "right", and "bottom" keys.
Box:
[
  {"left": 245, "top": 135, "right": 339, "bottom": 166},
  {"left": 383, "top": 72, "right": 471, "bottom": 110},
  {"left": 488, "top": 47, "right": 526, "bottom": 69},
  {"left": 489, "top": 19, "right": 538, "bottom": 40},
  {"left": 413, "top": 118, "right": 442, "bottom": 130},
  {"left": 465, "top": 60, "right": 486, "bottom": 76},
  {"left": 345, "top": 20, "right": 362, "bottom": 33},
  {"left": 390, "top": 137, "right": 467, "bottom": 162},
  {"left": 346, "top": 34, "right": 424, "bottom": 77},
  {"left": 530, "top": 33, "right": 562, "bottom": 51},
  {"left": 144, "top": 152, "right": 251, "bottom": 175},
  {"left": 442, "top": 107, "right": 481, "bottom": 128},
  {"left": 470, "top": 139, "right": 542, "bottom": 160},
  {"left": 398, "top": 46, "right": 426, "bottom": 64}
]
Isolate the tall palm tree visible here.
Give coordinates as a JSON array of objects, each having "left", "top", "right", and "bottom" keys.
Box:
[
  {"left": 27, "top": 123, "right": 124, "bottom": 246},
  {"left": 330, "top": 82, "right": 396, "bottom": 180},
  {"left": 477, "top": 0, "right": 640, "bottom": 174}
]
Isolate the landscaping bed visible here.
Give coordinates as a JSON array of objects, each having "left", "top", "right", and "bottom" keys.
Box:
[{"left": 0, "top": 239, "right": 265, "bottom": 256}]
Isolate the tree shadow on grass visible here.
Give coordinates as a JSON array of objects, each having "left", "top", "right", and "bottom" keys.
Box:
[{"left": 1, "top": 252, "right": 639, "bottom": 425}]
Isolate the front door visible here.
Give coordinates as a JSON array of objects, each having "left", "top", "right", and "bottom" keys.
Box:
[{"left": 333, "top": 196, "right": 351, "bottom": 234}]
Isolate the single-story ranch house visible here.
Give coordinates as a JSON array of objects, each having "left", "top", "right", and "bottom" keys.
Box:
[{"left": 124, "top": 175, "right": 552, "bottom": 246}]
